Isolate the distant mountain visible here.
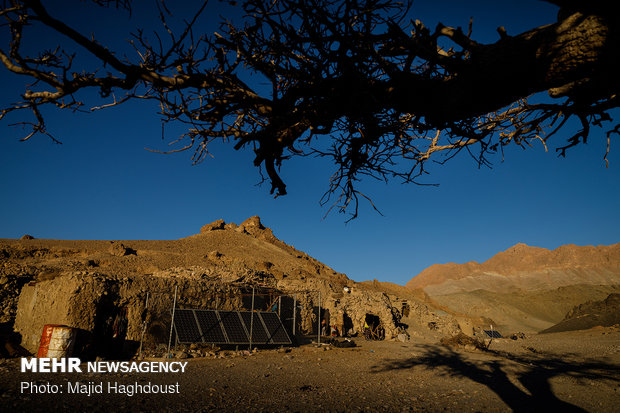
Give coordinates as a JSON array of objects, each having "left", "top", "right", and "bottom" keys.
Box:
[
  {"left": 404, "top": 243, "right": 620, "bottom": 333},
  {"left": 406, "top": 243, "right": 620, "bottom": 295}
]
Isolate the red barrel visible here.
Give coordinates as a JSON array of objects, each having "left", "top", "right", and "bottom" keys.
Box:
[{"left": 37, "top": 324, "right": 77, "bottom": 358}]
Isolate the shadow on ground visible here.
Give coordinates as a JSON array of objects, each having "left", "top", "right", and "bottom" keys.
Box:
[{"left": 370, "top": 344, "right": 620, "bottom": 412}]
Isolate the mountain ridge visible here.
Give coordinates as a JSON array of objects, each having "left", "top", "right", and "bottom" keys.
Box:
[{"left": 405, "top": 242, "right": 620, "bottom": 294}]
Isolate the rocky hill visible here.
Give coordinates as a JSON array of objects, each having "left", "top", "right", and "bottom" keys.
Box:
[
  {"left": 1, "top": 216, "right": 459, "bottom": 355},
  {"left": 404, "top": 243, "right": 620, "bottom": 333},
  {"left": 540, "top": 293, "right": 620, "bottom": 334}
]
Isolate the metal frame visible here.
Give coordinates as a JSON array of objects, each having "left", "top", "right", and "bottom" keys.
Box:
[
  {"left": 483, "top": 329, "right": 503, "bottom": 339},
  {"left": 165, "top": 283, "right": 323, "bottom": 353},
  {"left": 172, "top": 309, "right": 292, "bottom": 346}
]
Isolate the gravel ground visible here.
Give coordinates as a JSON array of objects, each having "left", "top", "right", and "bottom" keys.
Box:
[{"left": 1, "top": 329, "right": 619, "bottom": 412}]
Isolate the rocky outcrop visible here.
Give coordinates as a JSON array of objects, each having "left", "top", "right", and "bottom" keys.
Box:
[
  {"left": 235, "top": 216, "right": 278, "bottom": 242},
  {"left": 201, "top": 219, "right": 226, "bottom": 232},
  {"left": 540, "top": 293, "right": 620, "bottom": 334},
  {"left": 108, "top": 241, "right": 136, "bottom": 257},
  {"left": 236, "top": 216, "right": 265, "bottom": 232}
]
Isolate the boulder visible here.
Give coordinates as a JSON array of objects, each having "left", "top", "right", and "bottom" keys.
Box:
[
  {"left": 108, "top": 242, "right": 136, "bottom": 256},
  {"left": 207, "top": 250, "right": 223, "bottom": 260},
  {"left": 236, "top": 216, "right": 265, "bottom": 233}
]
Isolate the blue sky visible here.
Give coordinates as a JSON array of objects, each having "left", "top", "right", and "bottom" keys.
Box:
[{"left": 1, "top": 1, "right": 618, "bottom": 285}]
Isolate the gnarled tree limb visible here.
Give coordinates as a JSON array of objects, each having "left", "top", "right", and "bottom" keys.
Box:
[{"left": 1, "top": 0, "right": 617, "bottom": 219}]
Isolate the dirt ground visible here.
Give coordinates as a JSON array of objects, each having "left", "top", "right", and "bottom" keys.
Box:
[{"left": 1, "top": 328, "right": 619, "bottom": 412}]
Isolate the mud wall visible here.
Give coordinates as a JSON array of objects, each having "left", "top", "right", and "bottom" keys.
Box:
[
  {"left": 14, "top": 273, "right": 246, "bottom": 355},
  {"left": 15, "top": 275, "right": 105, "bottom": 352}
]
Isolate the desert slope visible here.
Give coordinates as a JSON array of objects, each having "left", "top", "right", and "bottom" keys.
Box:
[
  {"left": 432, "top": 284, "right": 620, "bottom": 332},
  {"left": 404, "top": 242, "right": 620, "bottom": 333}
]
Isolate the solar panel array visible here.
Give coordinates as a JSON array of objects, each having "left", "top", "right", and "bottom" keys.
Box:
[
  {"left": 483, "top": 330, "right": 503, "bottom": 339},
  {"left": 173, "top": 309, "right": 291, "bottom": 345}
]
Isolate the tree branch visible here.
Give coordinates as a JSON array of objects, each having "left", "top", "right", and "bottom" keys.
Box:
[{"left": 1, "top": 0, "right": 617, "bottom": 218}]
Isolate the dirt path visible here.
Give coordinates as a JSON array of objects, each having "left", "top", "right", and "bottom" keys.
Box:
[{"left": 1, "top": 329, "right": 619, "bottom": 412}]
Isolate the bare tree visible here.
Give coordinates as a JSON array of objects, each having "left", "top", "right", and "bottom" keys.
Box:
[{"left": 1, "top": 0, "right": 618, "bottom": 218}]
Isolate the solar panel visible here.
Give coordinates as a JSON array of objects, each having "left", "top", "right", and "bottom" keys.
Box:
[
  {"left": 260, "top": 312, "right": 292, "bottom": 345},
  {"left": 172, "top": 309, "right": 291, "bottom": 345},
  {"left": 484, "top": 330, "right": 503, "bottom": 339},
  {"left": 173, "top": 310, "right": 202, "bottom": 343},
  {"left": 195, "top": 310, "right": 227, "bottom": 343},
  {"left": 218, "top": 311, "right": 249, "bottom": 343},
  {"left": 240, "top": 311, "right": 271, "bottom": 344}
]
